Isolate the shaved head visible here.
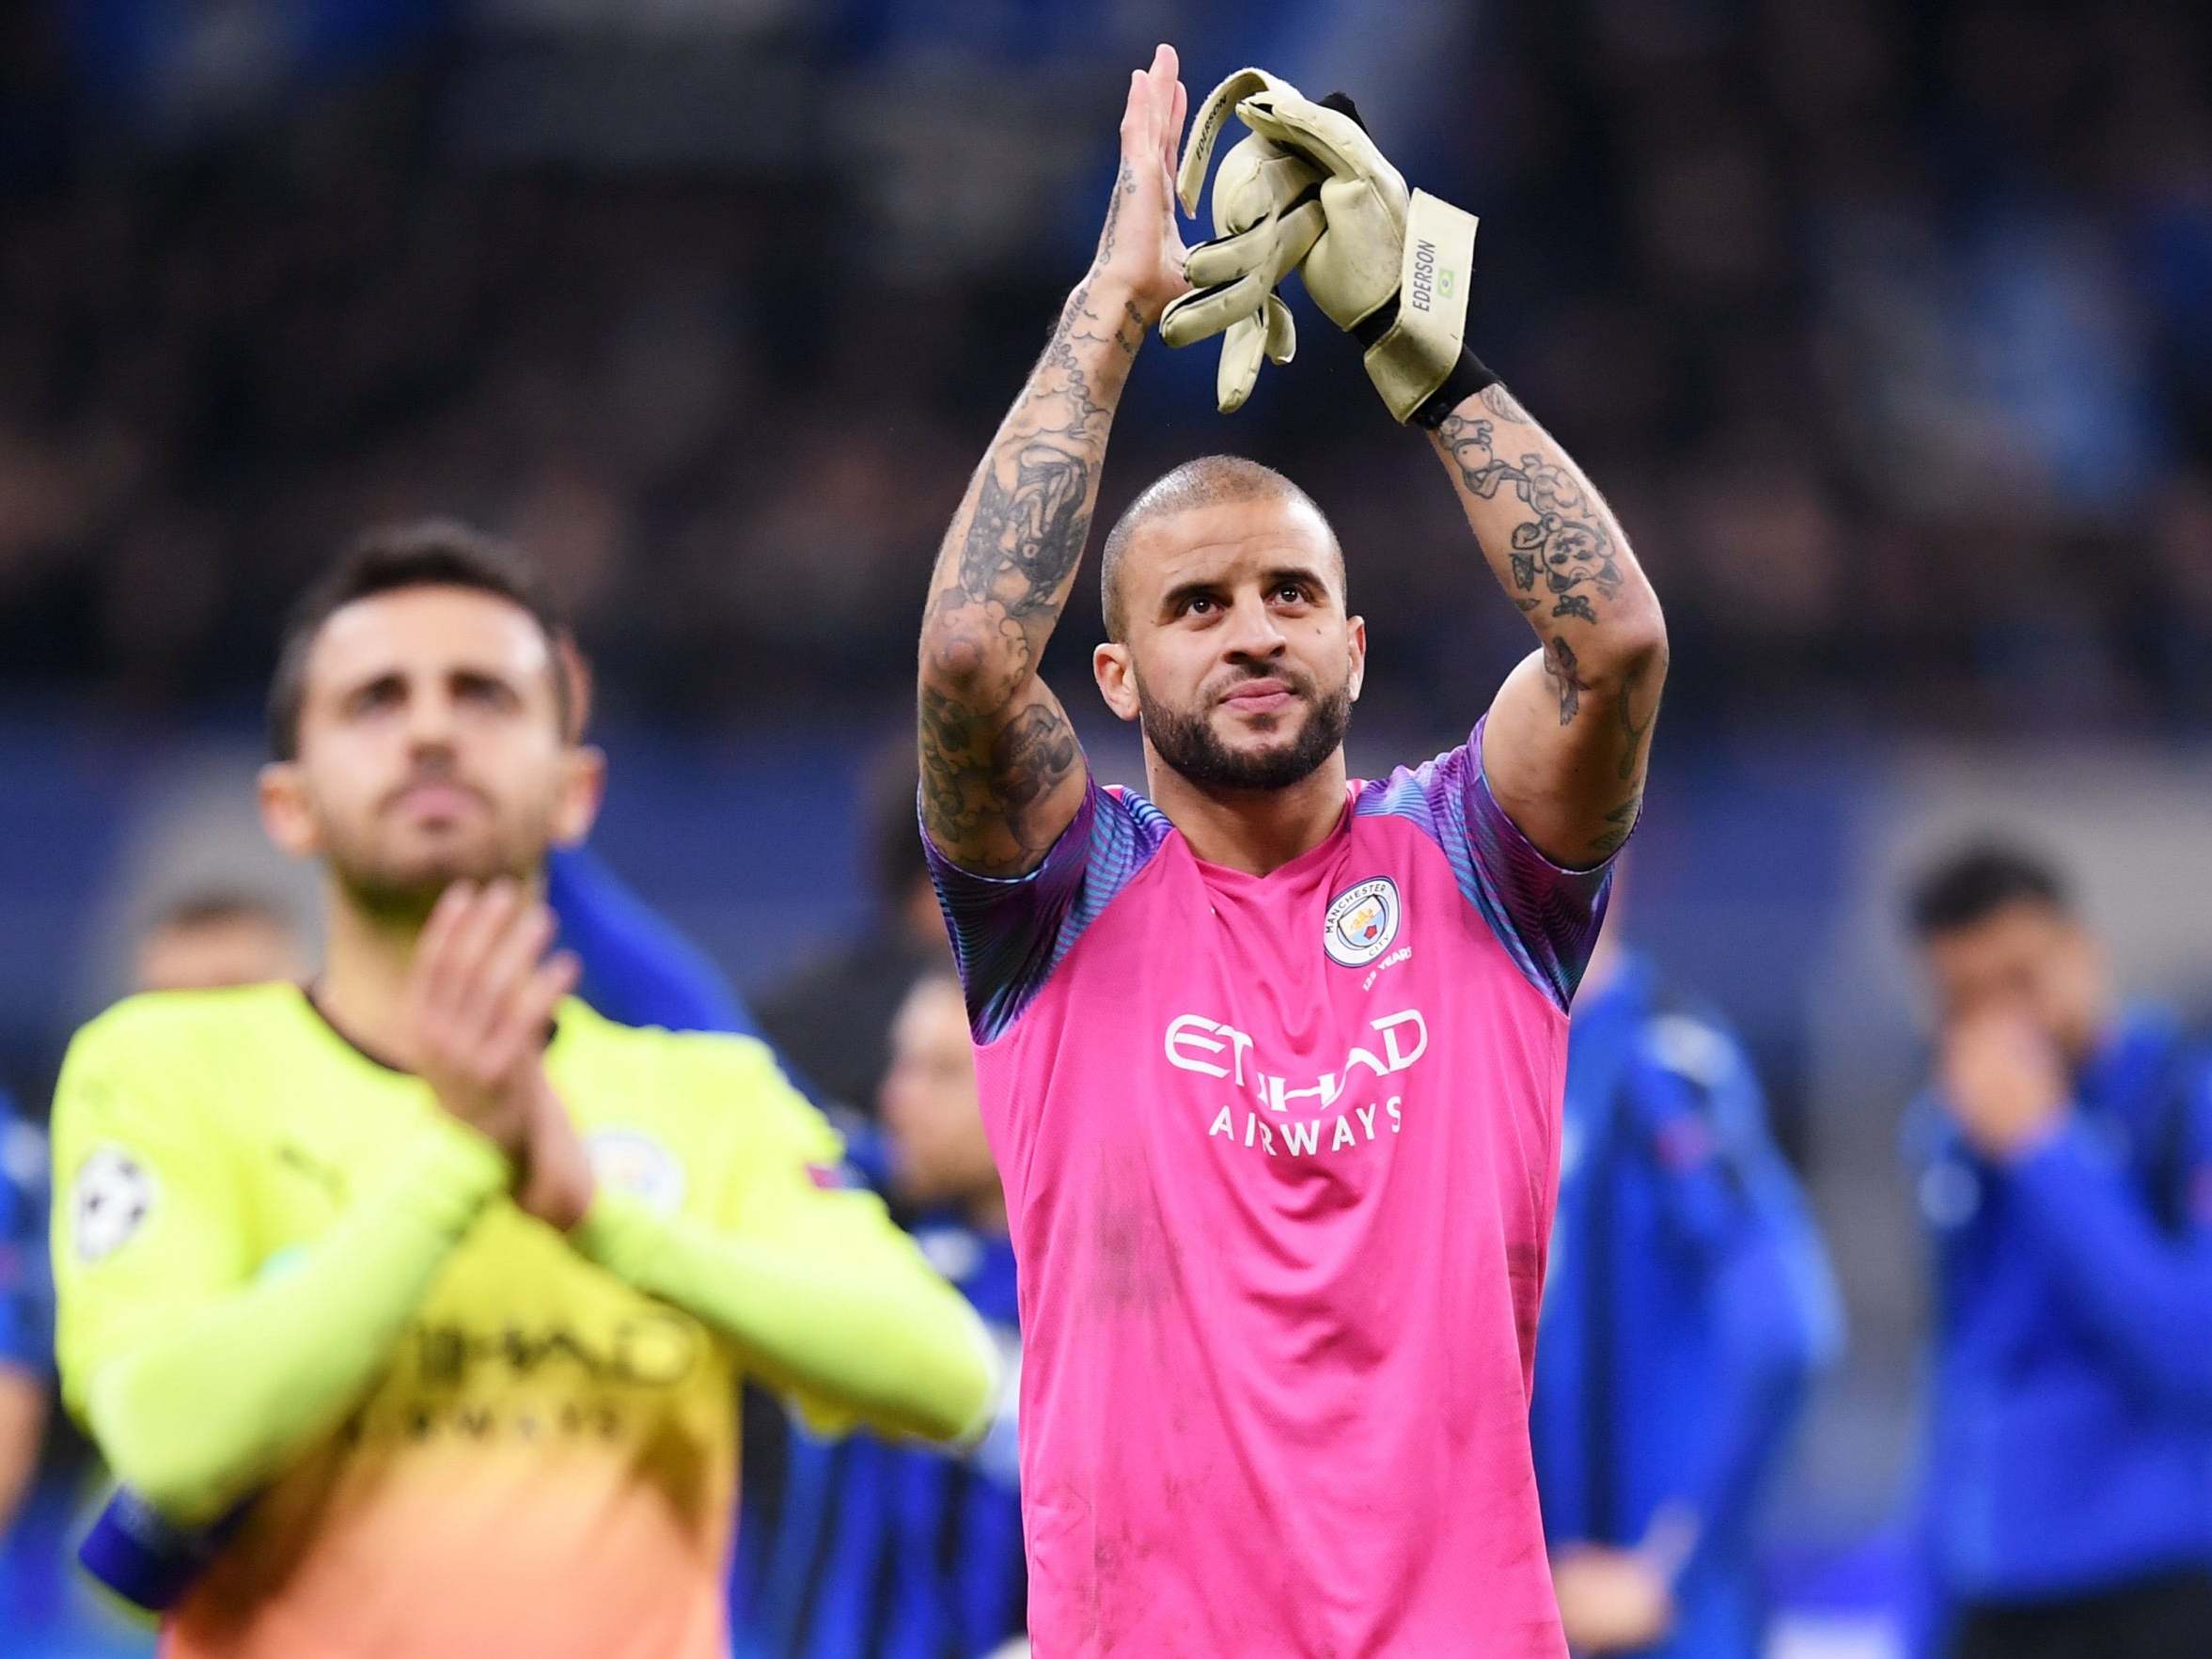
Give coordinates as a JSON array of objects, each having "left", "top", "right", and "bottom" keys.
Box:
[{"left": 1100, "top": 456, "right": 1343, "bottom": 641}]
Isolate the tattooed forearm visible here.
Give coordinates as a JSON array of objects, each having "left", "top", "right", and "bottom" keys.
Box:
[
  {"left": 1479, "top": 382, "right": 1532, "bottom": 424},
  {"left": 955, "top": 442, "right": 1094, "bottom": 622},
  {"left": 919, "top": 255, "right": 1145, "bottom": 870},
  {"left": 1429, "top": 377, "right": 1665, "bottom": 868},
  {"left": 1435, "top": 409, "right": 1626, "bottom": 627}
]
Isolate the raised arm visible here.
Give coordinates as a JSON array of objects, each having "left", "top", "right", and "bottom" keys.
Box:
[
  {"left": 1169, "top": 81, "right": 1668, "bottom": 869},
  {"left": 917, "top": 46, "right": 1188, "bottom": 877},
  {"left": 1434, "top": 390, "right": 1667, "bottom": 868}
]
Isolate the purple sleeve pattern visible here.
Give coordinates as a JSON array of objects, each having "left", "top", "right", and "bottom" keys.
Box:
[
  {"left": 1355, "top": 715, "right": 1618, "bottom": 1012},
  {"left": 922, "top": 780, "right": 1171, "bottom": 1043}
]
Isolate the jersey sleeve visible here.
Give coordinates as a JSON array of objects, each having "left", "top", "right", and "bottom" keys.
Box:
[
  {"left": 922, "top": 778, "right": 1169, "bottom": 1042},
  {"left": 50, "top": 1000, "right": 510, "bottom": 1524},
  {"left": 570, "top": 1036, "right": 993, "bottom": 1443},
  {"left": 48, "top": 1006, "right": 257, "bottom": 1419},
  {"left": 1356, "top": 714, "right": 1619, "bottom": 1010}
]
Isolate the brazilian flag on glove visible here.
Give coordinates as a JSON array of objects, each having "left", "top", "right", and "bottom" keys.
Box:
[{"left": 1161, "top": 71, "right": 1497, "bottom": 426}]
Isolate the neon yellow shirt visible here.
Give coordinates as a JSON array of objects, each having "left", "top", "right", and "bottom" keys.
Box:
[{"left": 50, "top": 985, "right": 992, "bottom": 1659}]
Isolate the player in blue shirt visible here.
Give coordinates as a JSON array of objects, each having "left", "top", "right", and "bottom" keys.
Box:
[
  {"left": 0, "top": 1098, "right": 50, "bottom": 1542},
  {"left": 546, "top": 845, "right": 757, "bottom": 1039},
  {"left": 1532, "top": 919, "right": 1841, "bottom": 1657},
  {"left": 735, "top": 970, "right": 1024, "bottom": 1659},
  {"left": 1904, "top": 842, "right": 2212, "bottom": 1659}
]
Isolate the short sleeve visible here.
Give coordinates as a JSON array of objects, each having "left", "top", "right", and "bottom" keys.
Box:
[
  {"left": 48, "top": 1004, "right": 254, "bottom": 1420},
  {"left": 923, "top": 779, "right": 1169, "bottom": 1042},
  {"left": 1356, "top": 715, "right": 1618, "bottom": 1011}
]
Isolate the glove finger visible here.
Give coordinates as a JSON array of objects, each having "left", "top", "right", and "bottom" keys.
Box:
[
  {"left": 1237, "top": 90, "right": 1400, "bottom": 192},
  {"left": 1216, "top": 313, "right": 1269, "bottom": 414},
  {"left": 1183, "top": 219, "right": 1279, "bottom": 290},
  {"left": 1263, "top": 292, "right": 1296, "bottom": 365},
  {"left": 1216, "top": 146, "right": 1323, "bottom": 235},
  {"left": 1159, "top": 263, "right": 1275, "bottom": 349},
  {"left": 1262, "top": 197, "right": 1326, "bottom": 286},
  {"left": 1177, "top": 67, "right": 1298, "bottom": 215}
]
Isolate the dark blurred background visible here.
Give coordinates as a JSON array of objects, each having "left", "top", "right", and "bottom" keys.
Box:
[{"left": 1, "top": 2, "right": 2208, "bottom": 1653}]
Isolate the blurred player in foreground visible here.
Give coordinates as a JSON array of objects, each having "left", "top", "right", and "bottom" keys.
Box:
[
  {"left": 50, "top": 524, "right": 994, "bottom": 1659},
  {"left": 1534, "top": 902, "right": 1840, "bottom": 1657},
  {"left": 916, "top": 45, "right": 1665, "bottom": 1655},
  {"left": 737, "top": 970, "right": 1024, "bottom": 1659},
  {"left": 133, "top": 892, "right": 308, "bottom": 994},
  {"left": 1904, "top": 843, "right": 2212, "bottom": 1659}
]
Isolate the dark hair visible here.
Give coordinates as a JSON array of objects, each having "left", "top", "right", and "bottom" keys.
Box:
[
  {"left": 1907, "top": 841, "right": 2072, "bottom": 938},
  {"left": 148, "top": 888, "right": 298, "bottom": 938},
  {"left": 1098, "top": 455, "right": 1341, "bottom": 642},
  {"left": 266, "top": 520, "right": 572, "bottom": 760}
]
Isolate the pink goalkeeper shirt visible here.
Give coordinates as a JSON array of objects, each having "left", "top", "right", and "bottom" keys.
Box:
[{"left": 926, "top": 717, "right": 1616, "bottom": 1657}]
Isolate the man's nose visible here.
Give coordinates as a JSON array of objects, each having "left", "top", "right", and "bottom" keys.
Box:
[
  {"left": 1220, "top": 595, "right": 1288, "bottom": 661},
  {"left": 402, "top": 687, "right": 460, "bottom": 752}
]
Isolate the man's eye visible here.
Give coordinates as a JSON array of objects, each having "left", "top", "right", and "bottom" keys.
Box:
[
  {"left": 1275, "top": 585, "right": 1309, "bottom": 603},
  {"left": 1184, "top": 597, "right": 1216, "bottom": 616}
]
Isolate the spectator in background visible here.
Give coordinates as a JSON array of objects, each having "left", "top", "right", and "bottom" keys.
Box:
[
  {"left": 0, "top": 1099, "right": 48, "bottom": 1541},
  {"left": 755, "top": 748, "right": 950, "bottom": 1122},
  {"left": 134, "top": 892, "right": 308, "bottom": 994},
  {"left": 736, "top": 970, "right": 1022, "bottom": 1659},
  {"left": 1534, "top": 892, "right": 1840, "bottom": 1658},
  {"left": 1904, "top": 843, "right": 2212, "bottom": 1659}
]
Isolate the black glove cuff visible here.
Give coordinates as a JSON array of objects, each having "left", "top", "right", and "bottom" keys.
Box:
[{"left": 1410, "top": 347, "right": 1502, "bottom": 430}]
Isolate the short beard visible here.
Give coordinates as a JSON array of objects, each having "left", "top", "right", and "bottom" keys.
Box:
[
  {"left": 325, "top": 837, "right": 539, "bottom": 931},
  {"left": 1139, "top": 676, "right": 1352, "bottom": 792}
]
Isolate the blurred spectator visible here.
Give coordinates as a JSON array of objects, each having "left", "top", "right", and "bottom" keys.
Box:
[
  {"left": 735, "top": 971, "right": 1022, "bottom": 1659},
  {"left": 133, "top": 891, "right": 307, "bottom": 994},
  {"left": 0, "top": 1100, "right": 50, "bottom": 1541},
  {"left": 1534, "top": 894, "right": 1841, "bottom": 1658},
  {"left": 1902, "top": 842, "right": 2212, "bottom": 1659},
  {"left": 0, "top": 0, "right": 2205, "bottom": 736},
  {"left": 754, "top": 750, "right": 949, "bottom": 1120}
]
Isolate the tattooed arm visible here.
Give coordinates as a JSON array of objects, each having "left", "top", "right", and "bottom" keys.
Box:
[
  {"left": 918, "top": 47, "right": 1189, "bottom": 876},
  {"left": 1431, "top": 384, "right": 1667, "bottom": 866}
]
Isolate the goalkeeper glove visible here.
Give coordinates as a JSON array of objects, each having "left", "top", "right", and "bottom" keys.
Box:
[
  {"left": 1157, "top": 69, "right": 1326, "bottom": 413},
  {"left": 1232, "top": 85, "right": 1497, "bottom": 426}
]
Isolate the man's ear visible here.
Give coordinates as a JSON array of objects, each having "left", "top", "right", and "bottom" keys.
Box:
[
  {"left": 1347, "top": 615, "right": 1368, "bottom": 703},
  {"left": 259, "top": 762, "right": 322, "bottom": 860},
  {"left": 551, "top": 744, "right": 607, "bottom": 848},
  {"left": 1092, "top": 643, "right": 1140, "bottom": 723}
]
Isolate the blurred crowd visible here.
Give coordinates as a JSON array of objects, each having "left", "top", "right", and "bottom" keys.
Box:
[
  {"left": 1, "top": 0, "right": 2208, "bottom": 739},
  {"left": 1, "top": 2, "right": 2210, "bottom": 1655}
]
